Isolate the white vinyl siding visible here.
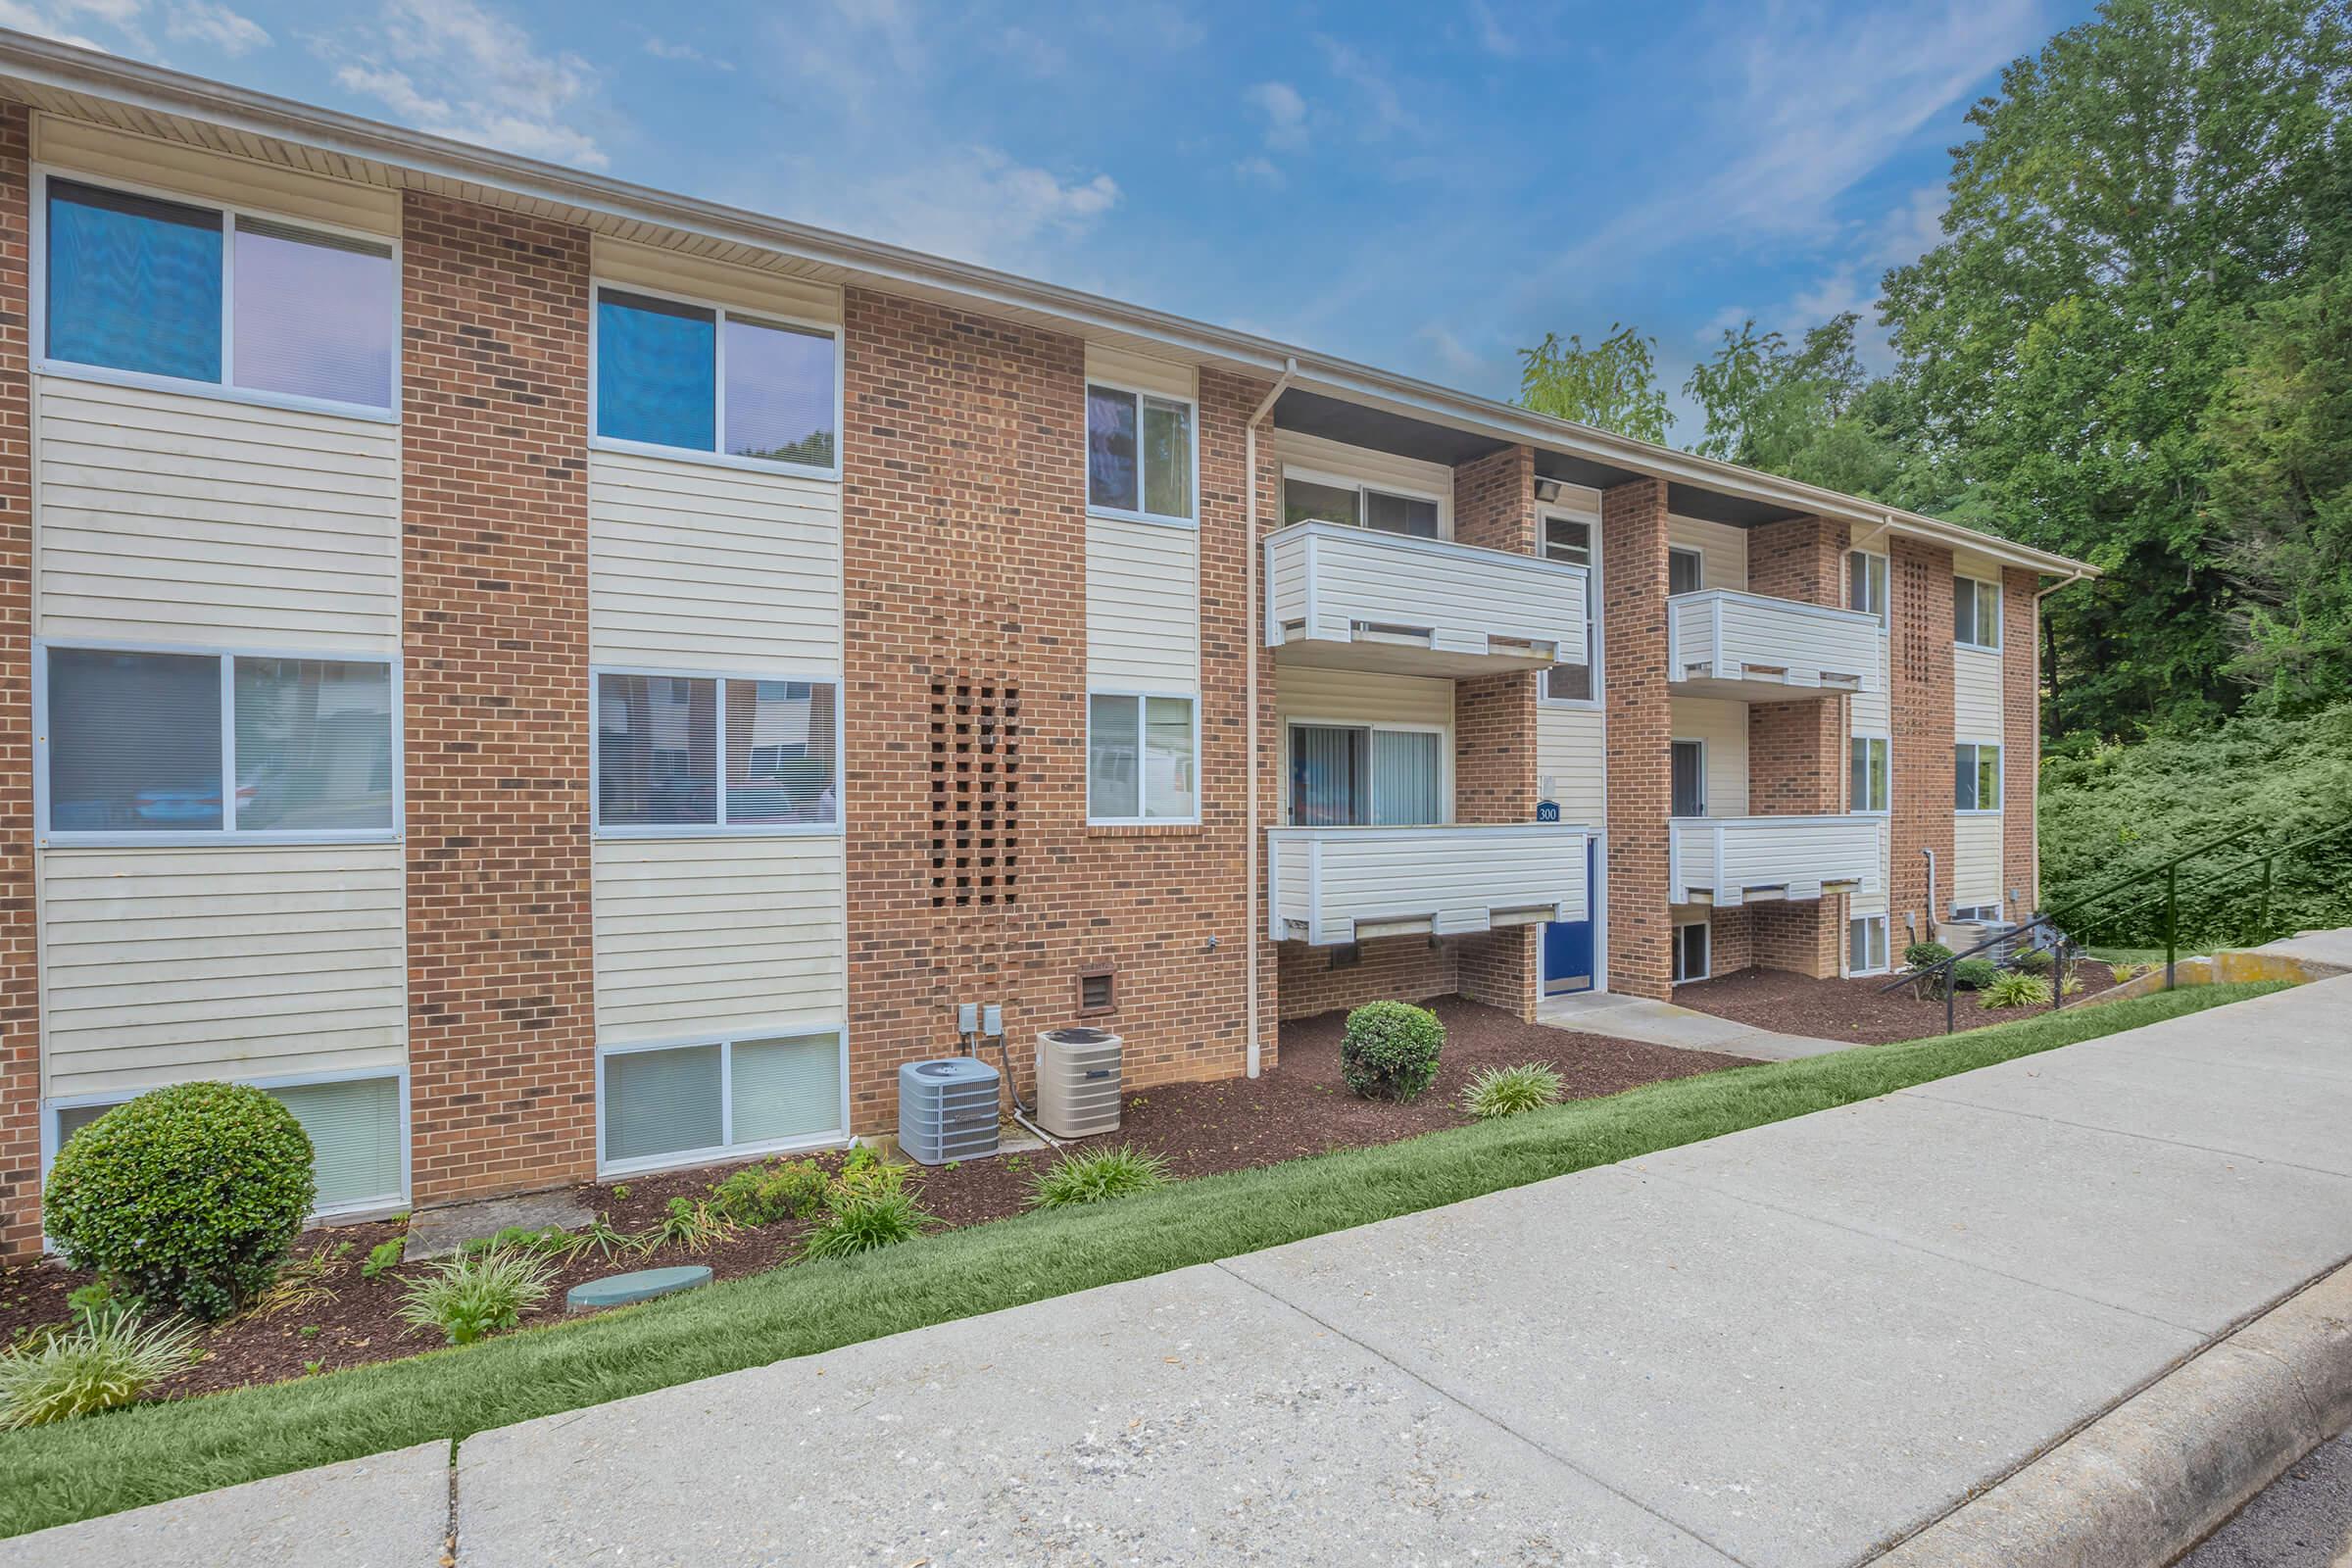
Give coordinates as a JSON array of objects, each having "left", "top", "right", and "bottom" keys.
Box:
[
  {"left": 1087, "top": 512, "right": 1198, "bottom": 691},
  {"left": 1666, "top": 516, "right": 1747, "bottom": 590},
  {"left": 588, "top": 450, "right": 842, "bottom": 676},
  {"left": 592, "top": 237, "right": 841, "bottom": 328},
  {"left": 1537, "top": 706, "right": 1606, "bottom": 827},
  {"left": 1846, "top": 817, "right": 1892, "bottom": 919},
  {"left": 1084, "top": 343, "right": 1196, "bottom": 404},
  {"left": 35, "top": 115, "right": 399, "bottom": 236},
  {"left": 34, "top": 377, "right": 400, "bottom": 653},
  {"left": 592, "top": 837, "right": 846, "bottom": 1047},
  {"left": 1953, "top": 812, "right": 2003, "bottom": 908},
  {"left": 38, "top": 844, "right": 407, "bottom": 1100},
  {"left": 1273, "top": 429, "right": 1455, "bottom": 539},
  {"left": 1275, "top": 663, "right": 1453, "bottom": 730},
  {"left": 1670, "top": 698, "right": 1748, "bottom": 816},
  {"left": 1954, "top": 645, "right": 2003, "bottom": 737}
]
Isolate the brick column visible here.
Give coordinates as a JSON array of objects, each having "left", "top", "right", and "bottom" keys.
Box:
[
  {"left": 1602, "top": 476, "right": 1672, "bottom": 998},
  {"left": 2002, "top": 567, "right": 2039, "bottom": 913},
  {"left": 0, "top": 104, "right": 36, "bottom": 1254},
  {"left": 1889, "top": 536, "right": 1957, "bottom": 949},
  {"left": 1746, "top": 514, "right": 1849, "bottom": 977},
  {"left": 402, "top": 193, "right": 598, "bottom": 1204}
]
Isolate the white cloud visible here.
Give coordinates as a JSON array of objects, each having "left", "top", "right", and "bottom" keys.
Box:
[
  {"left": 1246, "top": 80, "right": 1308, "bottom": 151},
  {"left": 1316, "top": 36, "right": 1417, "bottom": 139},
  {"left": 1868, "top": 183, "right": 1950, "bottom": 270},
  {"left": 822, "top": 146, "right": 1119, "bottom": 270},
  {"left": 1234, "top": 154, "right": 1285, "bottom": 189},
  {"left": 0, "top": 0, "right": 141, "bottom": 52},
  {"left": 1467, "top": 0, "right": 1517, "bottom": 57},
  {"left": 642, "top": 34, "right": 732, "bottom": 72},
  {"left": 166, "top": 0, "right": 265, "bottom": 54},
  {"left": 319, "top": 0, "right": 610, "bottom": 169},
  {"left": 1417, "top": 322, "right": 1484, "bottom": 376}
]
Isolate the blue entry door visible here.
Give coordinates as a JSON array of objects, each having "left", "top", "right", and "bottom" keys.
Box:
[{"left": 1544, "top": 839, "right": 1598, "bottom": 996}]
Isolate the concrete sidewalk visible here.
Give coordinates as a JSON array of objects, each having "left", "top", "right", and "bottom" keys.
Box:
[
  {"left": 1538, "top": 987, "right": 1848, "bottom": 1058},
  {"left": 17, "top": 977, "right": 2352, "bottom": 1567}
]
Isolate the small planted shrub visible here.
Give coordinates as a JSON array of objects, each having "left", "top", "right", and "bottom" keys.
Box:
[
  {"left": 710, "top": 1158, "right": 831, "bottom": 1226},
  {"left": 802, "top": 1163, "right": 934, "bottom": 1259},
  {"left": 1951, "top": 957, "right": 1999, "bottom": 991},
  {"left": 1902, "top": 942, "right": 1956, "bottom": 1000},
  {"left": 44, "top": 1082, "right": 316, "bottom": 1322},
  {"left": 1028, "top": 1146, "right": 1170, "bottom": 1208},
  {"left": 1339, "top": 1001, "right": 1446, "bottom": 1102},
  {"left": 2108, "top": 959, "right": 2159, "bottom": 983},
  {"left": 575, "top": 1211, "right": 652, "bottom": 1262},
  {"left": 2013, "top": 946, "right": 2054, "bottom": 974},
  {"left": 2059, "top": 973, "right": 2084, "bottom": 998},
  {"left": 648, "top": 1198, "right": 737, "bottom": 1255},
  {"left": 361, "top": 1237, "right": 406, "bottom": 1281},
  {"left": 1981, "top": 970, "right": 2053, "bottom": 1008},
  {"left": 396, "top": 1249, "right": 556, "bottom": 1346},
  {"left": 1461, "top": 1063, "right": 1565, "bottom": 1120},
  {"left": 0, "top": 1311, "right": 200, "bottom": 1429}
]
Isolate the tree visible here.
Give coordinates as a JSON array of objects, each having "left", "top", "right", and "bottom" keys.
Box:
[
  {"left": 1682, "top": 314, "right": 1918, "bottom": 503},
  {"left": 1515, "top": 322, "right": 1673, "bottom": 444}
]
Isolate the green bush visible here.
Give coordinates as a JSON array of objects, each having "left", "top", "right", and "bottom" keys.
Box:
[
  {"left": 1902, "top": 942, "right": 1956, "bottom": 999},
  {"left": 396, "top": 1249, "right": 556, "bottom": 1347},
  {"left": 0, "top": 1312, "right": 200, "bottom": 1429},
  {"left": 1952, "top": 957, "right": 2000, "bottom": 991},
  {"left": 802, "top": 1163, "right": 933, "bottom": 1259},
  {"left": 1340, "top": 1002, "right": 1446, "bottom": 1102},
  {"left": 2013, "top": 946, "right": 2054, "bottom": 974},
  {"left": 1028, "top": 1147, "right": 1170, "bottom": 1208},
  {"left": 44, "top": 1083, "right": 316, "bottom": 1322},
  {"left": 360, "top": 1238, "right": 405, "bottom": 1281},
  {"left": 1461, "top": 1063, "right": 1565, "bottom": 1120},
  {"left": 710, "top": 1159, "right": 830, "bottom": 1226},
  {"left": 1982, "top": 970, "right": 2054, "bottom": 1008}
]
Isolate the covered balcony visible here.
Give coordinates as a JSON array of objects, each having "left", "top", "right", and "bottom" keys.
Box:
[
  {"left": 1265, "top": 520, "right": 1588, "bottom": 678},
  {"left": 1266, "top": 821, "right": 1590, "bottom": 946},
  {"left": 1669, "top": 814, "right": 1881, "bottom": 907},
  {"left": 1667, "top": 590, "right": 1882, "bottom": 701}
]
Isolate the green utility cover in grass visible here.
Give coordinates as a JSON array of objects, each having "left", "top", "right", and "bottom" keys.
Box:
[{"left": 566, "top": 1265, "right": 712, "bottom": 1313}]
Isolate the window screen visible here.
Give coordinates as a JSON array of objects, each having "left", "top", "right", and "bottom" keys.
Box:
[
  {"left": 46, "top": 178, "right": 222, "bottom": 383},
  {"left": 233, "top": 658, "right": 396, "bottom": 831},
  {"left": 724, "top": 679, "right": 838, "bottom": 826},
  {"left": 1088, "top": 693, "right": 1141, "bottom": 819},
  {"left": 1141, "top": 397, "right": 1194, "bottom": 519},
  {"left": 1669, "top": 548, "right": 1704, "bottom": 596},
  {"left": 603, "top": 1044, "right": 724, "bottom": 1164},
  {"left": 730, "top": 1033, "right": 843, "bottom": 1146},
  {"left": 1143, "top": 696, "right": 1196, "bottom": 819},
  {"left": 271, "top": 1076, "right": 402, "bottom": 1209},
  {"left": 46, "top": 647, "right": 224, "bottom": 832},
  {"left": 1364, "top": 489, "right": 1439, "bottom": 537},
  {"left": 232, "top": 218, "right": 396, "bottom": 408},
  {"left": 1283, "top": 476, "right": 1360, "bottom": 528},
  {"left": 597, "top": 289, "right": 717, "bottom": 451},
  {"left": 598, "top": 673, "right": 718, "bottom": 827},
  {"left": 1849, "top": 736, "right": 1888, "bottom": 812},
  {"left": 723, "top": 314, "right": 836, "bottom": 466}
]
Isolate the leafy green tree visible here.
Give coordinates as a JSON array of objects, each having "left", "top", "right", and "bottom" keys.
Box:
[
  {"left": 1682, "top": 314, "right": 1921, "bottom": 503},
  {"left": 1515, "top": 322, "right": 1673, "bottom": 444}
]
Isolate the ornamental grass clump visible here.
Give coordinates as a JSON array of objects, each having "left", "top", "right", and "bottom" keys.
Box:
[
  {"left": 1461, "top": 1063, "right": 1564, "bottom": 1120},
  {"left": 0, "top": 1311, "right": 201, "bottom": 1430},
  {"left": 1340, "top": 1001, "right": 1446, "bottom": 1102},
  {"left": 1981, "top": 970, "right": 2054, "bottom": 1008},
  {"left": 43, "top": 1082, "right": 316, "bottom": 1322},
  {"left": 1028, "top": 1146, "right": 1170, "bottom": 1208},
  {"left": 801, "top": 1161, "right": 935, "bottom": 1259},
  {"left": 397, "top": 1249, "right": 557, "bottom": 1347}
]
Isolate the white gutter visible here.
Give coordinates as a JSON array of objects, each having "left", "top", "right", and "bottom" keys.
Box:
[{"left": 1244, "top": 358, "right": 1298, "bottom": 1078}]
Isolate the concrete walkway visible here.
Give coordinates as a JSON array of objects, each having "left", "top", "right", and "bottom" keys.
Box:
[
  {"left": 15, "top": 977, "right": 2352, "bottom": 1567},
  {"left": 1538, "top": 987, "right": 1848, "bottom": 1058}
]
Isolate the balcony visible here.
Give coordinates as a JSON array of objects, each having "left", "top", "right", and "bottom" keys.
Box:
[
  {"left": 1265, "top": 521, "right": 1588, "bottom": 678},
  {"left": 1266, "top": 821, "right": 1590, "bottom": 946},
  {"left": 1667, "top": 590, "right": 1882, "bottom": 701},
  {"left": 1670, "top": 814, "right": 1882, "bottom": 907}
]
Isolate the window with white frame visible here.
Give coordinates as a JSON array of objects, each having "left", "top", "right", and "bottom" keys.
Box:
[
  {"left": 1088, "top": 693, "right": 1198, "bottom": 822},
  {"left": 1950, "top": 902, "right": 2003, "bottom": 922},
  {"left": 1668, "top": 546, "right": 1704, "bottom": 597},
  {"left": 1287, "top": 722, "right": 1444, "bottom": 826},
  {"left": 1281, "top": 473, "right": 1439, "bottom": 538},
  {"left": 595, "top": 672, "right": 840, "bottom": 832},
  {"left": 1087, "top": 383, "right": 1196, "bottom": 523},
  {"left": 1847, "top": 913, "right": 1889, "bottom": 975},
  {"left": 40, "top": 647, "right": 396, "bottom": 839},
  {"left": 1954, "top": 741, "right": 2003, "bottom": 811},
  {"left": 594, "top": 286, "right": 839, "bottom": 470},
  {"left": 41, "top": 176, "right": 398, "bottom": 412},
  {"left": 51, "top": 1073, "right": 405, "bottom": 1213},
  {"left": 1849, "top": 735, "right": 1889, "bottom": 813},
  {"left": 1673, "top": 921, "right": 1710, "bottom": 983},
  {"left": 1847, "top": 549, "right": 1888, "bottom": 624},
  {"left": 600, "top": 1029, "right": 845, "bottom": 1173},
  {"left": 1541, "top": 512, "right": 1598, "bottom": 703},
  {"left": 1954, "top": 575, "right": 2002, "bottom": 649}
]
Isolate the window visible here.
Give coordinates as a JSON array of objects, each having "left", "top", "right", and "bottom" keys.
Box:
[
  {"left": 599, "top": 1030, "right": 845, "bottom": 1173},
  {"left": 1849, "top": 736, "right": 1889, "bottom": 813},
  {"left": 51, "top": 1073, "right": 404, "bottom": 1213},
  {"left": 594, "top": 287, "right": 839, "bottom": 470},
  {"left": 1542, "top": 513, "right": 1598, "bottom": 703},
  {"left": 595, "top": 672, "right": 839, "bottom": 832},
  {"left": 1671, "top": 739, "right": 1706, "bottom": 818},
  {"left": 1089, "top": 383, "right": 1195, "bottom": 522},
  {"left": 1078, "top": 969, "right": 1115, "bottom": 1013},
  {"left": 1954, "top": 741, "right": 2003, "bottom": 811},
  {"left": 41, "top": 647, "right": 395, "bottom": 839},
  {"left": 1848, "top": 550, "right": 1888, "bottom": 624},
  {"left": 1669, "top": 546, "right": 1704, "bottom": 597},
  {"left": 43, "top": 177, "right": 397, "bottom": 411},
  {"left": 1281, "top": 474, "right": 1439, "bottom": 538},
  {"left": 1950, "top": 902, "right": 2004, "bottom": 922},
  {"left": 1847, "top": 914, "right": 1889, "bottom": 975},
  {"left": 1088, "top": 693, "right": 1198, "bottom": 822},
  {"left": 1289, "top": 723, "right": 1444, "bottom": 826},
  {"left": 1673, "top": 921, "right": 1710, "bottom": 983},
  {"left": 1954, "top": 576, "right": 2001, "bottom": 649}
]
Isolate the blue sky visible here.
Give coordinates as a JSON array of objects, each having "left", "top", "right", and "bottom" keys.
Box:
[{"left": 3, "top": 0, "right": 2094, "bottom": 438}]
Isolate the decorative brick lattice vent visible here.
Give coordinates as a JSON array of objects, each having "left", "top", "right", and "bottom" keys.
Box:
[{"left": 930, "top": 679, "right": 1020, "bottom": 907}]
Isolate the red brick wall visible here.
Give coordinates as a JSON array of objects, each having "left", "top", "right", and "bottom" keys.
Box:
[
  {"left": 0, "top": 105, "right": 36, "bottom": 1252},
  {"left": 1890, "top": 536, "right": 1957, "bottom": 948},
  {"left": 1602, "top": 477, "right": 1672, "bottom": 998},
  {"left": 2002, "top": 567, "right": 2039, "bottom": 911},
  {"left": 1277, "top": 937, "right": 1455, "bottom": 1021},
  {"left": 1743, "top": 514, "right": 1849, "bottom": 976},
  {"left": 401, "top": 192, "right": 598, "bottom": 1203},
  {"left": 840, "top": 290, "right": 1256, "bottom": 1130},
  {"left": 1702, "top": 905, "right": 1754, "bottom": 976}
]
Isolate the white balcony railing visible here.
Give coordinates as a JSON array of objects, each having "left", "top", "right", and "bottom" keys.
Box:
[
  {"left": 1670, "top": 814, "right": 1882, "bottom": 906},
  {"left": 1667, "top": 589, "right": 1883, "bottom": 699},
  {"left": 1266, "top": 521, "right": 1588, "bottom": 677},
  {"left": 1267, "top": 821, "right": 1590, "bottom": 946}
]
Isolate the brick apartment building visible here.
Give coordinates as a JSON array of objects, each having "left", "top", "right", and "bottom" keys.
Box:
[{"left": 0, "top": 37, "right": 2089, "bottom": 1250}]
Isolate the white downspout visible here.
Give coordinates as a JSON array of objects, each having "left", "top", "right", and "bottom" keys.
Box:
[{"left": 1245, "top": 357, "right": 1298, "bottom": 1078}]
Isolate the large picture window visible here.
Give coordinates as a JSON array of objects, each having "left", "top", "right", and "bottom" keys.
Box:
[
  {"left": 1541, "top": 513, "right": 1598, "bottom": 703},
  {"left": 594, "top": 286, "right": 839, "bottom": 471},
  {"left": 1088, "top": 693, "right": 1198, "bottom": 822},
  {"left": 595, "top": 671, "right": 839, "bottom": 832},
  {"left": 1954, "top": 576, "right": 2002, "bottom": 650},
  {"left": 42, "top": 176, "right": 397, "bottom": 411},
  {"left": 600, "top": 1030, "right": 845, "bottom": 1173},
  {"left": 41, "top": 647, "right": 395, "bottom": 839},
  {"left": 1087, "top": 383, "right": 1195, "bottom": 523},
  {"left": 1954, "top": 741, "right": 2003, "bottom": 811}
]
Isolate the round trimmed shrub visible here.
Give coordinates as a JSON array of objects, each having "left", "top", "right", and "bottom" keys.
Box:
[
  {"left": 1340, "top": 1001, "right": 1445, "bottom": 1102},
  {"left": 45, "top": 1082, "right": 316, "bottom": 1322},
  {"left": 1951, "top": 957, "right": 2000, "bottom": 991}
]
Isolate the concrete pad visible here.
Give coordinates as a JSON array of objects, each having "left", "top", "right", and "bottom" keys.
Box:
[
  {"left": 406, "top": 1191, "right": 592, "bottom": 1261},
  {"left": 2068, "top": 975, "right": 2352, "bottom": 1081},
  {"left": 457, "top": 1263, "right": 1738, "bottom": 1568},
  {"left": 0, "top": 1441, "right": 447, "bottom": 1568},
  {"left": 2240, "top": 927, "right": 2352, "bottom": 977},
  {"left": 1535, "top": 993, "right": 1840, "bottom": 1059},
  {"left": 1632, "top": 1092, "right": 2352, "bottom": 1334},
  {"left": 1221, "top": 1166, "right": 2199, "bottom": 1568}
]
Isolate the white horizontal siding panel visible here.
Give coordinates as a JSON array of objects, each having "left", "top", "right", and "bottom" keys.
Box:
[
  {"left": 1668, "top": 588, "right": 1882, "bottom": 693},
  {"left": 594, "top": 838, "right": 846, "bottom": 1045},
  {"left": 1277, "top": 665, "right": 1454, "bottom": 728},
  {"left": 1267, "top": 824, "right": 1588, "bottom": 945},
  {"left": 594, "top": 236, "right": 841, "bottom": 324},
  {"left": 1537, "top": 708, "right": 1605, "bottom": 825},
  {"left": 35, "top": 377, "right": 401, "bottom": 652},
  {"left": 1275, "top": 430, "right": 1455, "bottom": 533},
  {"left": 589, "top": 450, "right": 842, "bottom": 675},
  {"left": 1084, "top": 345, "right": 1197, "bottom": 402},
  {"left": 1954, "top": 647, "right": 2003, "bottom": 736},
  {"left": 40, "top": 845, "right": 407, "bottom": 1099},
  {"left": 1266, "top": 522, "right": 1585, "bottom": 662},
  {"left": 1670, "top": 815, "right": 1882, "bottom": 906},
  {"left": 1851, "top": 633, "right": 1891, "bottom": 732},
  {"left": 1668, "top": 515, "right": 1748, "bottom": 590},
  {"left": 37, "top": 114, "right": 400, "bottom": 233},
  {"left": 1087, "top": 514, "right": 1198, "bottom": 691},
  {"left": 1953, "top": 813, "right": 2003, "bottom": 905},
  {"left": 1671, "top": 698, "right": 1749, "bottom": 816}
]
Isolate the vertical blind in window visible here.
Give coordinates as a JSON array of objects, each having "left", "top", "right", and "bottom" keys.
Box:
[
  {"left": 603, "top": 1044, "right": 724, "bottom": 1165},
  {"left": 1368, "top": 730, "right": 1441, "bottom": 825},
  {"left": 1290, "top": 724, "right": 1362, "bottom": 826},
  {"left": 1671, "top": 741, "right": 1706, "bottom": 817},
  {"left": 272, "top": 1077, "right": 402, "bottom": 1210},
  {"left": 47, "top": 178, "right": 222, "bottom": 383},
  {"left": 231, "top": 218, "right": 396, "bottom": 408},
  {"left": 1290, "top": 724, "right": 1441, "bottom": 826}
]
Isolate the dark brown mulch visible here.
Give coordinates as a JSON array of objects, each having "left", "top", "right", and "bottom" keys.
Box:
[
  {"left": 1, "top": 1000, "right": 1750, "bottom": 1400},
  {"left": 1673, "top": 959, "right": 2126, "bottom": 1047}
]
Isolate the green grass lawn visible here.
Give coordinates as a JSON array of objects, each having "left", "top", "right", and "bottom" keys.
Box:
[
  {"left": 2082, "top": 944, "right": 2177, "bottom": 965},
  {"left": 0, "top": 980, "right": 2287, "bottom": 1538}
]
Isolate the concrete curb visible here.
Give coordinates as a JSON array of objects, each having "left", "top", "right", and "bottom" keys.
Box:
[{"left": 1870, "top": 1259, "right": 2352, "bottom": 1568}]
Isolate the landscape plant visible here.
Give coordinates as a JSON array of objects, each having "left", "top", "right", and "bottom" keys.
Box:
[
  {"left": 1339, "top": 1001, "right": 1446, "bottom": 1102},
  {"left": 1902, "top": 942, "right": 1954, "bottom": 1000},
  {"left": 802, "top": 1162, "right": 934, "bottom": 1258},
  {"left": 0, "top": 1312, "right": 200, "bottom": 1430},
  {"left": 1028, "top": 1147, "right": 1170, "bottom": 1208},
  {"left": 710, "top": 1158, "right": 831, "bottom": 1226},
  {"left": 396, "top": 1249, "right": 557, "bottom": 1347},
  {"left": 41, "top": 1082, "right": 316, "bottom": 1322},
  {"left": 1981, "top": 970, "right": 2053, "bottom": 1009},
  {"left": 1952, "top": 957, "right": 1999, "bottom": 992},
  {"left": 1461, "top": 1063, "right": 1565, "bottom": 1120},
  {"left": 361, "top": 1239, "right": 405, "bottom": 1281},
  {"left": 646, "top": 1199, "right": 737, "bottom": 1255}
]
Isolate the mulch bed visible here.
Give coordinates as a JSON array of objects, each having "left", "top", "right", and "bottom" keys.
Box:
[
  {"left": 2, "top": 1000, "right": 1750, "bottom": 1402},
  {"left": 1673, "top": 958, "right": 2126, "bottom": 1046}
]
